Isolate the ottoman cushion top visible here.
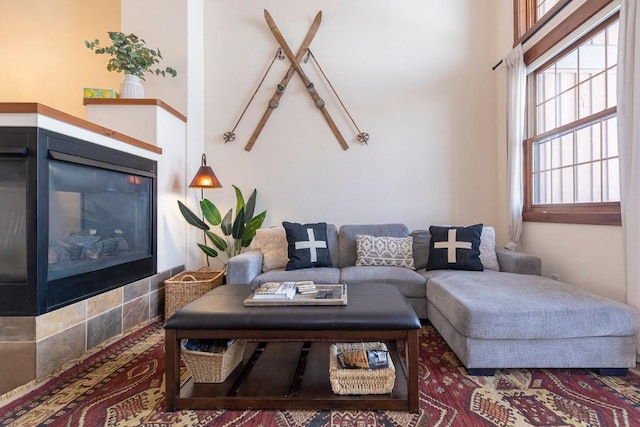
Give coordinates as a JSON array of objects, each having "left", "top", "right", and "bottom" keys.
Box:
[
  {"left": 426, "top": 270, "right": 638, "bottom": 340},
  {"left": 164, "top": 282, "right": 421, "bottom": 331}
]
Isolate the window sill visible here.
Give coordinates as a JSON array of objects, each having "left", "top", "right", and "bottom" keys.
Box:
[{"left": 523, "top": 204, "right": 621, "bottom": 226}]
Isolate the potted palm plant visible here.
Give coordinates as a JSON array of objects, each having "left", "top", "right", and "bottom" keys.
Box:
[
  {"left": 165, "top": 186, "right": 265, "bottom": 318},
  {"left": 85, "top": 32, "right": 177, "bottom": 98},
  {"left": 178, "top": 185, "right": 267, "bottom": 269}
]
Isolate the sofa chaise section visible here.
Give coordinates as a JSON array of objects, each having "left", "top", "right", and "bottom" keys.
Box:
[{"left": 426, "top": 269, "right": 638, "bottom": 375}]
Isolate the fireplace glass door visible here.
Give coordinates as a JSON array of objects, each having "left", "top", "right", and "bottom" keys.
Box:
[{"left": 48, "top": 160, "right": 152, "bottom": 281}]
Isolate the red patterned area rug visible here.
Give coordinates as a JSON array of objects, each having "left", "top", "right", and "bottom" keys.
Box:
[{"left": 2, "top": 321, "right": 640, "bottom": 427}]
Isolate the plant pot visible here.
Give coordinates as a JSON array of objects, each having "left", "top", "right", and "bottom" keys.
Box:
[{"left": 119, "top": 74, "right": 144, "bottom": 98}]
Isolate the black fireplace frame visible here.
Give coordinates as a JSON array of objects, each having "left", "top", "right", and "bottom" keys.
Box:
[{"left": 0, "top": 127, "right": 157, "bottom": 315}]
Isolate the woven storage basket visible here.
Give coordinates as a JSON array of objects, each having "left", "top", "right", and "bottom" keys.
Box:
[
  {"left": 329, "top": 342, "right": 396, "bottom": 395},
  {"left": 182, "top": 339, "right": 247, "bottom": 383},
  {"left": 164, "top": 266, "right": 224, "bottom": 318}
]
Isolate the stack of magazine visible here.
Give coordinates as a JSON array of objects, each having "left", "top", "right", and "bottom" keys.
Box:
[
  {"left": 252, "top": 282, "right": 297, "bottom": 300},
  {"left": 295, "top": 281, "right": 317, "bottom": 294},
  {"left": 182, "top": 338, "right": 235, "bottom": 354},
  {"left": 337, "top": 349, "right": 389, "bottom": 370}
]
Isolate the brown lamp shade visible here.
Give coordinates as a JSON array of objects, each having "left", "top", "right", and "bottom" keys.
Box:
[{"left": 189, "top": 153, "right": 222, "bottom": 189}]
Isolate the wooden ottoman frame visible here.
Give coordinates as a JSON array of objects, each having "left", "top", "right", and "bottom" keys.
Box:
[{"left": 164, "top": 283, "right": 421, "bottom": 412}]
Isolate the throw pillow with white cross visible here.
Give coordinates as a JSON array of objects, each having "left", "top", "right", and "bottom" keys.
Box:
[
  {"left": 426, "top": 224, "right": 484, "bottom": 271},
  {"left": 283, "top": 222, "right": 333, "bottom": 270}
]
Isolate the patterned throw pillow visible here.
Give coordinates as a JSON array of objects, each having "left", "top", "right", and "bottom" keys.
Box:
[
  {"left": 426, "top": 224, "right": 483, "bottom": 271},
  {"left": 283, "top": 221, "right": 333, "bottom": 270},
  {"left": 355, "top": 235, "right": 415, "bottom": 269},
  {"left": 256, "top": 226, "right": 288, "bottom": 272}
]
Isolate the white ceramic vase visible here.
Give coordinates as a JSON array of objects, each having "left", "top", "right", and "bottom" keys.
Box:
[{"left": 119, "top": 74, "right": 144, "bottom": 98}]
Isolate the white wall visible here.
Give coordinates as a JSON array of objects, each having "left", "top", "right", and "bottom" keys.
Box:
[
  {"left": 155, "top": 109, "right": 189, "bottom": 271},
  {"left": 494, "top": 1, "right": 512, "bottom": 247},
  {"left": 121, "top": 0, "right": 188, "bottom": 113},
  {"left": 184, "top": 0, "right": 208, "bottom": 269},
  {"left": 202, "top": 0, "right": 499, "bottom": 243},
  {"left": 122, "top": 0, "right": 209, "bottom": 269},
  {"left": 494, "top": 0, "right": 626, "bottom": 302},
  {"left": 520, "top": 223, "right": 626, "bottom": 301}
]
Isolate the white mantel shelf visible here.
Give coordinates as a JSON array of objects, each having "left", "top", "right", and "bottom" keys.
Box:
[
  {"left": 83, "top": 98, "right": 187, "bottom": 122},
  {"left": 83, "top": 98, "right": 186, "bottom": 146},
  {"left": 0, "top": 102, "right": 162, "bottom": 155}
]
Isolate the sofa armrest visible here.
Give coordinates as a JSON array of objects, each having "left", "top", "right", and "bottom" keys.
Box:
[
  {"left": 226, "top": 249, "right": 263, "bottom": 285},
  {"left": 496, "top": 248, "right": 542, "bottom": 276}
]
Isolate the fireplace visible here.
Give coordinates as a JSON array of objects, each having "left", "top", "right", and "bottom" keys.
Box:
[{"left": 0, "top": 127, "right": 157, "bottom": 315}]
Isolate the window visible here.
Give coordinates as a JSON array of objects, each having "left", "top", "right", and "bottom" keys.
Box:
[
  {"left": 537, "top": 0, "right": 562, "bottom": 21},
  {"left": 514, "top": 0, "right": 571, "bottom": 45},
  {"left": 523, "top": 16, "right": 621, "bottom": 225}
]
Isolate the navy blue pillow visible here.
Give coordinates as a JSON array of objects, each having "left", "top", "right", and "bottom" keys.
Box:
[
  {"left": 283, "top": 221, "right": 332, "bottom": 270},
  {"left": 426, "top": 224, "right": 483, "bottom": 271}
]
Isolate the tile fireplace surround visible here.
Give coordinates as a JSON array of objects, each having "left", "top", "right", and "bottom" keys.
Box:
[
  {"left": 0, "top": 266, "right": 183, "bottom": 396},
  {"left": 0, "top": 100, "right": 189, "bottom": 396}
]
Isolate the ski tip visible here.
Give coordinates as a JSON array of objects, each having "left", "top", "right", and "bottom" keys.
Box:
[{"left": 264, "top": 9, "right": 276, "bottom": 26}]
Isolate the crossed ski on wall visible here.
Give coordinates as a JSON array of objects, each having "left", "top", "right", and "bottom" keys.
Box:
[
  {"left": 263, "top": 9, "right": 348, "bottom": 151},
  {"left": 244, "top": 11, "right": 323, "bottom": 151},
  {"left": 225, "top": 10, "right": 366, "bottom": 151}
]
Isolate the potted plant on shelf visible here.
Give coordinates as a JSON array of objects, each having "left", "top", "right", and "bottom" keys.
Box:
[
  {"left": 85, "top": 32, "right": 177, "bottom": 98},
  {"left": 178, "top": 185, "right": 267, "bottom": 270}
]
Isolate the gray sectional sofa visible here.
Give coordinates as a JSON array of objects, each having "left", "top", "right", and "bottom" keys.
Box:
[{"left": 227, "top": 223, "right": 638, "bottom": 375}]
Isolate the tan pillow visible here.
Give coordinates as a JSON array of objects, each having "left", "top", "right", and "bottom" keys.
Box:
[{"left": 256, "top": 227, "right": 288, "bottom": 272}]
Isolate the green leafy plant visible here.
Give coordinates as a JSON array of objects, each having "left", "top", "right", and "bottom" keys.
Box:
[
  {"left": 178, "top": 186, "right": 266, "bottom": 265},
  {"left": 85, "top": 32, "right": 177, "bottom": 80}
]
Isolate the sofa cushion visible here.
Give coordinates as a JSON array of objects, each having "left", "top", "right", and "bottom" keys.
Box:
[
  {"left": 326, "top": 223, "right": 339, "bottom": 267},
  {"left": 426, "top": 269, "right": 638, "bottom": 340},
  {"left": 338, "top": 224, "right": 409, "bottom": 268},
  {"left": 340, "top": 266, "right": 426, "bottom": 298},
  {"left": 256, "top": 226, "right": 288, "bottom": 272},
  {"left": 254, "top": 267, "right": 341, "bottom": 285},
  {"left": 283, "top": 221, "right": 333, "bottom": 270},
  {"left": 427, "top": 224, "right": 483, "bottom": 271},
  {"left": 495, "top": 248, "right": 541, "bottom": 275},
  {"left": 355, "top": 235, "right": 415, "bottom": 269},
  {"left": 411, "top": 229, "right": 431, "bottom": 270}
]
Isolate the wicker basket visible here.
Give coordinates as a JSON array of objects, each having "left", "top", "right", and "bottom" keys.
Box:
[
  {"left": 329, "top": 342, "right": 396, "bottom": 395},
  {"left": 164, "top": 266, "right": 224, "bottom": 318},
  {"left": 182, "top": 339, "right": 247, "bottom": 383}
]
